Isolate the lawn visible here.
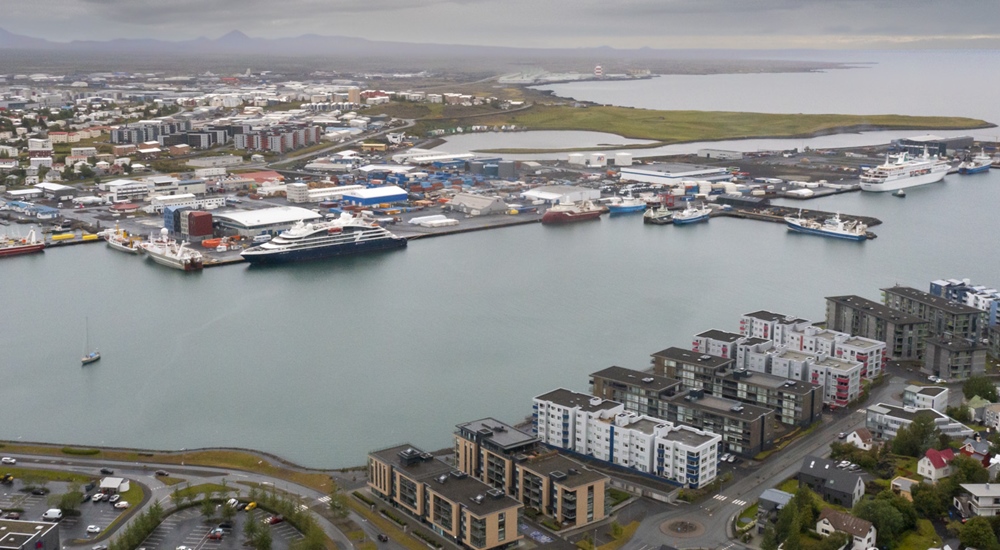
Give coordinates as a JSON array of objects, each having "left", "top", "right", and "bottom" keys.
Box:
[
  {"left": 897, "top": 519, "right": 942, "bottom": 550},
  {"left": 2, "top": 467, "right": 94, "bottom": 485},
  {"left": 414, "top": 104, "right": 991, "bottom": 152},
  {"left": 739, "top": 503, "right": 759, "bottom": 523}
]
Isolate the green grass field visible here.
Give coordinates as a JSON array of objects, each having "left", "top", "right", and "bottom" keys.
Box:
[{"left": 413, "top": 104, "right": 991, "bottom": 152}]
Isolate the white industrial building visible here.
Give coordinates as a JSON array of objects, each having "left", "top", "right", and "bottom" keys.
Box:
[
  {"left": 619, "top": 163, "right": 731, "bottom": 185},
  {"left": 902, "top": 385, "right": 949, "bottom": 413},
  {"left": 286, "top": 183, "right": 365, "bottom": 204},
  {"left": 697, "top": 149, "right": 743, "bottom": 160},
  {"left": 567, "top": 153, "right": 607, "bottom": 167},
  {"left": 520, "top": 185, "right": 599, "bottom": 205},
  {"left": 214, "top": 206, "right": 323, "bottom": 237},
  {"left": 102, "top": 178, "right": 153, "bottom": 202},
  {"left": 533, "top": 388, "right": 720, "bottom": 488},
  {"left": 446, "top": 193, "right": 508, "bottom": 216},
  {"left": 147, "top": 194, "right": 225, "bottom": 213}
]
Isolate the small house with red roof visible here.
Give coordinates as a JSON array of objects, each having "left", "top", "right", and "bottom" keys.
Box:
[
  {"left": 960, "top": 435, "right": 992, "bottom": 468},
  {"left": 918, "top": 448, "right": 955, "bottom": 483}
]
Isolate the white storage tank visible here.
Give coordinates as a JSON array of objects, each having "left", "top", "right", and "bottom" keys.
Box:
[
  {"left": 587, "top": 153, "right": 607, "bottom": 167},
  {"left": 614, "top": 153, "right": 633, "bottom": 166},
  {"left": 567, "top": 153, "right": 586, "bottom": 165}
]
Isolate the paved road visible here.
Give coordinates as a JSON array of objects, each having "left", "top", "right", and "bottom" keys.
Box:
[
  {"left": 622, "top": 370, "right": 912, "bottom": 550},
  {"left": 273, "top": 119, "right": 416, "bottom": 166}
]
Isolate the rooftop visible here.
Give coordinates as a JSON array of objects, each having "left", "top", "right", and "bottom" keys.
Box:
[
  {"left": 841, "top": 336, "right": 884, "bottom": 350},
  {"left": 882, "top": 285, "right": 982, "bottom": 315},
  {"left": 520, "top": 453, "right": 608, "bottom": 488},
  {"left": 726, "top": 370, "right": 820, "bottom": 395},
  {"left": 817, "top": 509, "right": 873, "bottom": 538},
  {"left": 799, "top": 456, "right": 863, "bottom": 491},
  {"left": 624, "top": 416, "right": 667, "bottom": 435},
  {"left": 425, "top": 471, "right": 520, "bottom": 517},
  {"left": 0, "top": 519, "right": 57, "bottom": 550},
  {"left": 825, "top": 295, "right": 927, "bottom": 325},
  {"left": 213, "top": 206, "right": 323, "bottom": 228},
  {"left": 696, "top": 329, "right": 745, "bottom": 343},
  {"left": 813, "top": 356, "right": 861, "bottom": 372},
  {"left": 867, "top": 403, "right": 951, "bottom": 423},
  {"left": 590, "top": 366, "right": 681, "bottom": 393},
  {"left": 535, "top": 388, "right": 623, "bottom": 413},
  {"left": 924, "top": 336, "right": 987, "bottom": 352},
  {"left": 671, "top": 390, "right": 772, "bottom": 421},
  {"left": 742, "top": 310, "right": 788, "bottom": 322},
  {"left": 661, "top": 425, "right": 718, "bottom": 447},
  {"left": 652, "top": 347, "right": 734, "bottom": 370},
  {"left": 455, "top": 418, "right": 537, "bottom": 451},
  {"left": 961, "top": 483, "right": 1000, "bottom": 498},
  {"left": 369, "top": 444, "right": 452, "bottom": 480}
]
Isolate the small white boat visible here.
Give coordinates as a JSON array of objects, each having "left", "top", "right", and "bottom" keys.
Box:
[
  {"left": 894, "top": 189, "right": 906, "bottom": 198},
  {"left": 81, "top": 317, "right": 100, "bottom": 366}
]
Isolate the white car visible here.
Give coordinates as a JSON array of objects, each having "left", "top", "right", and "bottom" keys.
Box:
[
  {"left": 727, "top": 455, "right": 737, "bottom": 463},
  {"left": 87, "top": 525, "right": 101, "bottom": 534},
  {"left": 0, "top": 457, "right": 15, "bottom": 465},
  {"left": 114, "top": 501, "right": 129, "bottom": 510}
]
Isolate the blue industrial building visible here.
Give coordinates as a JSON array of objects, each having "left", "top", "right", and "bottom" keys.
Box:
[{"left": 343, "top": 185, "right": 408, "bottom": 206}]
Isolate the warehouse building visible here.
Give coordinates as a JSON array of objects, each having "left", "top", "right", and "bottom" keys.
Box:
[
  {"left": 286, "top": 183, "right": 365, "bottom": 204},
  {"left": 446, "top": 194, "right": 507, "bottom": 216},
  {"left": 342, "top": 185, "right": 408, "bottom": 206},
  {"left": 0, "top": 519, "right": 60, "bottom": 550},
  {"left": 697, "top": 149, "right": 743, "bottom": 160},
  {"left": 520, "top": 185, "right": 599, "bottom": 205},
  {"left": 619, "top": 163, "right": 731, "bottom": 185},
  {"left": 214, "top": 206, "right": 322, "bottom": 237},
  {"left": 898, "top": 135, "right": 974, "bottom": 157}
]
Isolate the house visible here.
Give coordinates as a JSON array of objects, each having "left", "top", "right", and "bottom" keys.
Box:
[
  {"left": 798, "top": 456, "right": 865, "bottom": 508},
  {"left": 845, "top": 428, "right": 873, "bottom": 451},
  {"left": 955, "top": 483, "right": 1000, "bottom": 517},
  {"left": 917, "top": 448, "right": 955, "bottom": 483},
  {"left": 984, "top": 403, "right": 1000, "bottom": 430},
  {"left": 756, "top": 488, "right": 793, "bottom": 534},
  {"left": 960, "top": 435, "right": 991, "bottom": 468},
  {"left": 891, "top": 477, "right": 918, "bottom": 501},
  {"left": 816, "top": 509, "right": 877, "bottom": 550}
]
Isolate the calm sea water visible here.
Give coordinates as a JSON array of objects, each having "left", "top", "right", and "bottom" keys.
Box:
[{"left": 3, "top": 51, "right": 999, "bottom": 468}]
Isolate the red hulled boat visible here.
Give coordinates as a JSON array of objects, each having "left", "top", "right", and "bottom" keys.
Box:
[
  {"left": 541, "top": 200, "right": 605, "bottom": 224},
  {"left": 0, "top": 229, "right": 45, "bottom": 258}
]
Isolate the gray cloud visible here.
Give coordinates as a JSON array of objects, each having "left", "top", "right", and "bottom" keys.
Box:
[{"left": 5, "top": 0, "right": 1000, "bottom": 48}]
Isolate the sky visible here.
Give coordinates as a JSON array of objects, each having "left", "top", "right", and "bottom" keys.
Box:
[{"left": 5, "top": 0, "right": 1000, "bottom": 49}]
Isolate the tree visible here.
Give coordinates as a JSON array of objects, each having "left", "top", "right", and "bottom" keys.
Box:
[
  {"left": 760, "top": 526, "right": 778, "bottom": 550},
  {"left": 792, "top": 486, "right": 819, "bottom": 528},
  {"left": 243, "top": 511, "right": 261, "bottom": 542},
  {"left": 947, "top": 405, "right": 973, "bottom": 423},
  {"left": 911, "top": 482, "right": 947, "bottom": 518},
  {"left": 962, "top": 516, "right": 1000, "bottom": 550},
  {"left": 200, "top": 496, "right": 216, "bottom": 520},
  {"left": 853, "top": 491, "right": 916, "bottom": 548},
  {"left": 292, "top": 526, "right": 326, "bottom": 550},
  {"left": 328, "top": 491, "right": 349, "bottom": 519},
  {"left": 952, "top": 454, "right": 991, "bottom": 485},
  {"left": 253, "top": 524, "right": 272, "bottom": 550},
  {"left": 891, "top": 413, "right": 939, "bottom": 457},
  {"left": 965, "top": 376, "right": 999, "bottom": 402}
]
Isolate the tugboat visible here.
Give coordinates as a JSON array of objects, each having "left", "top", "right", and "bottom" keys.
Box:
[{"left": 541, "top": 200, "right": 605, "bottom": 224}]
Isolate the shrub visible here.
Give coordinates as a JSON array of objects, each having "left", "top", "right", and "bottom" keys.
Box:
[
  {"left": 353, "top": 491, "right": 376, "bottom": 506},
  {"left": 61, "top": 448, "right": 101, "bottom": 456}
]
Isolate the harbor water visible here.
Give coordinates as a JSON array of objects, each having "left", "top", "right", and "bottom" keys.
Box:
[{"left": 3, "top": 51, "right": 1000, "bottom": 468}]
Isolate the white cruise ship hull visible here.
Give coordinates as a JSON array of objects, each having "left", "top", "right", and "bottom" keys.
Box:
[{"left": 860, "top": 167, "right": 948, "bottom": 192}]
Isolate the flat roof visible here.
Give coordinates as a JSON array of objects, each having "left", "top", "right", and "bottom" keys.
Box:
[
  {"left": 425, "top": 472, "right": 520, "bottom": 516},
  {"left": 0, "top": 519, "right": 57, "bottom": 550},
  {"left": 776, "top": 349, "right": 815, "bottom": 362},
  {"left": 455, "top": 418, "right": 536, "bottom": 450},
  {"left": 882, "top": 286, "right": 982, "bottom": 315},
  {"left": 620, "top": 163, "right": 728, "bottom": 176},
  {"left": 924, "top": 336, "right": 987, "bottom": 352},
  {"left": 905, "top": 385, "right": 947, "bottom": 397},
  {"left": 535, "top": 388, "right": 622, "bottom": 413},
  {"left": 626, "top": 416, "right": 668, "bottom": 435},
  {"left": 651, "top": 347, "right": 734, "bottom": 370},
  {"left": 867, "top": 403, "right": 949, "bottom": 422},
  {"left": 344, "top": 185, "right": 407, "bottom": 199},
  {"left": 662, "top": 425, "right": 717, "bottom": 447},
  {"left": 696, "top": 329, "right": 744, "bottom": 343},
  {"left": 842, "top": 336, "right": 883, "bottom": 350},
  {"left": 673, "top": 391, "right": 772, "bottom": 421},
  {"left": 521, "top": 454, "right": 608, "bottom": 488},
  {"left": 813, "top": 356, "right": 861, "bottom": 371},
  {"left": 590, "top": 366, "right": 680, "bottom": 393},
  {"left": 726, "top": 370, "right": 819, "bottom": 395},
  {"left": 742, "top": 310, "right": 787, "bottom": 322},
  {"left": 369, "top": 444, "right": 452, "bottom": 480},
  {"left": 826, "top": 295, "right": 926, "bottom": 325},
  {"left": 961, "top": 483, "right": 1000, "bottom": 498},
  {"left": 213, "top": 206, "right": 323, "bottom": 228}
]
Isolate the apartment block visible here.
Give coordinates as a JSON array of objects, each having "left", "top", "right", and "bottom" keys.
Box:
[
  {"left": 924, "top": 336, "right": 987, "bottom": 380},
  {"left": 882, "top": 286, "right": 981, "bottom": 340},
  {"left": 826, "top": 295, "right": 928, "bottom": 360},
  {"left": 692, "top": 329, "right": 745, "bottom": 360},
  {"left": 455, "top": 418, "right": 539, "bottom": 494},
  {"left": 589, "top": 366, "right": 680, "bottom": 417},
  {"left": 515, "top": 453, "right": 608, "bottom": 529},
  {"left": 931, "top": 278, "right": 1000, "bottom": 329},
  {"left": 368, "top": 445, "right": 522, "bottom": 550},
  {"left": 738, "top": 310, "right": 808, "bottom": 341},
  {"left": 902, "top": 385, "right": 948, "bottom": 413},
  {"left": 865, "top": 403, "right": 974, "bottom": 441},
  {"left": 533, "top": 389, "right": 720, "bottom": 488}
]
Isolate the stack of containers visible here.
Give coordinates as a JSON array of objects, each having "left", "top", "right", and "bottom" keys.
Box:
[{"left": 188, "top": 211, "right": 213, "bottom": 237}]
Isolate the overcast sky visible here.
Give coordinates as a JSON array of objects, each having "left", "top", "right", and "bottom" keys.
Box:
[{"left": 6, "top": 0, "right": 1000, "bottom": 49}]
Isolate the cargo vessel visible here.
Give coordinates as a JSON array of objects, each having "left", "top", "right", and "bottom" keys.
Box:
[
  {"left": 860, "top": 148, "right": 950, "bottom": 192},
  {"left": 959, "top": 150, "right": 992, "bottom": 175},
  {"left": 102, "top": 223, "right": 143, "bottom": 255},
  {"left": 241, "top": 213, "right": 407, "bottom": 265},
  {"left": 141, "top": 228, "right": 204, "bottom": 271},
  {"left": 784, "top": 212, "right": 868, "bottom": 241},
  {"left": 0, "top": 229, "right": 45, "bottom": 258},
  {"left": 541, "top": 200, "right": 605, "bottom": 224},
  {"left": 671, "top": 203, "right": 712, "bottom": 225},
  {"left": 606, "top": 196, "right": 647, "bottom": 215}
]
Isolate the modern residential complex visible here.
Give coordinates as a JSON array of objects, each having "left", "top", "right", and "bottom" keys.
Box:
[
  {"left": 865, "top": 403, "right": 974, "bottom": 441},
  {"left": 901, "top": 385, "right": 949, "bottom": 412},
  {"left": 825, "top": 295, "right": 928, "bottom": 360}
]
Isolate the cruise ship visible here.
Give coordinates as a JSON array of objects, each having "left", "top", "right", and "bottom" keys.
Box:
[
  {"left": 241, "top": 213, "right": 407, "bottom": 265},
  {"left": 860, "top": 149, "right": 950, "bottom": 192},
  {"left": 141, "top": 228, "right": 204, "bottom": 271}
]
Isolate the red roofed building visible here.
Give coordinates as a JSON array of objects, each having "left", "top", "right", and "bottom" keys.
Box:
[
  {"left": 917, "top": 448, "right": 955, "bottom": 483},
  {"left": 239, "top": 170, "right": 285, "bottom": 184},
  {"left": 960, "top": 435, "right": 992, "bottom": 468}
]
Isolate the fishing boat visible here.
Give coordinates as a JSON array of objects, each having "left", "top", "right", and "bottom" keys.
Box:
[
  {"left": 141, "top": 228, "right": 204, "bottom": 271},
  {"left": 784, "top": 211, "right": 868, "bottom": 241},
  {"left": 81, "top": 317, "right": 100, "bottom": 365},
  {"left": 672, "top": 203, "right": 712, "bottom": 225},
  {"left": 958, "top": 149, "right": 992, "bottom": 175},
  {"left": 102, "top": 223, "right": 143, "bottom": 255},
  {"left": 541, "top": 200, "right": 605, "bottom": 224},
  {"left": 642, "top": 206, "right": 673, "bottom": 224},
  {"left": 606, "top": 196, "right": 647, "bottom": 215},
  {"left": 0, "top": 229, "right": 45, "bottom": 258}
]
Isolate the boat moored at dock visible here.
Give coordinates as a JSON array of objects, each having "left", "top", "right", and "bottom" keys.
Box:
[
  {"left": 241, "top": 212, "right": 407, "bottom": 265},
  {"left": 643, "top": 206, "right": 674, "bottom": 224},
  {"left": 860, "top": 148, "right": 950, "bottom": 192},
  {"left": 959, "top": 150, "right": 992, "bottom": 175},
  {"left": 0, "top": 229, "right": 45, "bottom": 258},
  {"left": 606, "top": 196, "right": 647, "bottom": 215},
  {"left": 784, "top": 212, "right": 868, "bottom": 241},
  {"left": 541, "top": 200, "right": 605, "bottom": 224},
  {"left": 671, "top": 203, "right": 712, "bottom": 225},
  {"left": 101, "top": 223, "right": 144, "bottom": 255},
  {"left": 141, "top": 228, "right": 204, "bottom": 271}
]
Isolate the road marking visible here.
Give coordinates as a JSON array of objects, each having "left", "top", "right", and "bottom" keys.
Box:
[
  {"left": 297, "top": 504, "right": 309, "bottom": 512},
  {"left": 732, "top": 499, "right": 747, "bottom": 506},
  {"left": 317, "top": 496, "right": 331, "bottom": 503},
  {"left": 712, "top": 495, "right": 727, "bottom": 501}
]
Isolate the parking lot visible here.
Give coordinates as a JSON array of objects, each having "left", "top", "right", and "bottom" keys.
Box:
[
  {"left": 1, "top": 477, "right": 133, "bottom": 543},
  {"left": 140, "top": 506, "right": 302, "bottom": 550}
]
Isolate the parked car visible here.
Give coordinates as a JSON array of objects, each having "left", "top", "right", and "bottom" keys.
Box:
[
  {"left": 92, "top": 493, "right": 107, "bottom": 502},
  {"left": 114, "top": 501, "right": 130, "bottom": 510},
  {"left": 100, "top": 468, "right": 114, "bottom": 475},
  {"left": 218, "top": 521, "right": 234, "bottom": 530},
  {"left": 31, "top": 488, "right": 49, "bottom": 495},
  {"left": 87, "top": 525, "right": 101, "bottom": 534},
  {"left": 208, "top": 529, "right": 224, "bottom": 540},
  {"left": 226, "top": 498, "right": 240, "bottom": 508},
  {"left": 154, "top": 470, "right": 169, "bottom": 477},
  {"left": 244, "top": 502, "right": 257, "bottom": 511},
  {"left": 93, "top": 545, "right": 108, "bottom": 550},
  {"left": 1, "top": 457, "right": 15, "bottom": 465},
  {"left": 727, "top": 455, "right": 737, "bottom": 463},
  {"left": 41, "top": 509, "right": 63, "bottom": 521},
  {"left": 109, "top": 495, "right": 121, "bottom": 504},
  {"left": 4, "top": 512, "right": 20, "bottom": 520},
  {"left": 267, "top": 515, "right": 284, "bottom": 525},
  {"left": 837, "top": 432, "right": 847, "bottom": 439},
  {"left": 377, "top": 534, "right": 389, "bottom": 543}
]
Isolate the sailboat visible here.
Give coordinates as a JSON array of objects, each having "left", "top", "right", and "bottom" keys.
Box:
[{"left": 81, "top": 317, "right": 100, "bottom": 365}]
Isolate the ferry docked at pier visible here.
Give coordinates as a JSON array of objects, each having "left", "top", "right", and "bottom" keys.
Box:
[
  {"left": 141, "top": 228, "right": 204, "bottom": 271},
  {"left": 784, "top": 212, "right": 868, "bottom": 241},
  {"left": 241, "top": 213, "right": 407, "bottom": 265},
  {"left": 860, "top": 148, "right": 950, "bottom": 192}
]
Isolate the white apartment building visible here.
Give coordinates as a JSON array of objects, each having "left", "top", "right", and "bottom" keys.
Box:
[
  {"left": 147, "top": 194, "right": 225, "bottom": 213},
  {"left": 286, "top": 183, "right": 365, "bottom": 204},
  {"left": 102, "top": 178, "right": 153, "bottom": 202},
  {"left": 902, "top": 385, "right": 949, "bottom": 413},
  {"left": 809, "top": 356, "right": 864, "bottom": 409},
  {"left": 534, "top": 389, "right": 720, "bottom": 488},
  {"left": 692, "top": 329, "right": 744, "bottom": 360},
  {"left": 866, "top": 403, "right": 974, "bottom": 441}
]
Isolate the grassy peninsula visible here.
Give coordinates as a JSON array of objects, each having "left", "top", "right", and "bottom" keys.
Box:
[{"left": 406, "top": 104, "right": 993, "bottom": 153}]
